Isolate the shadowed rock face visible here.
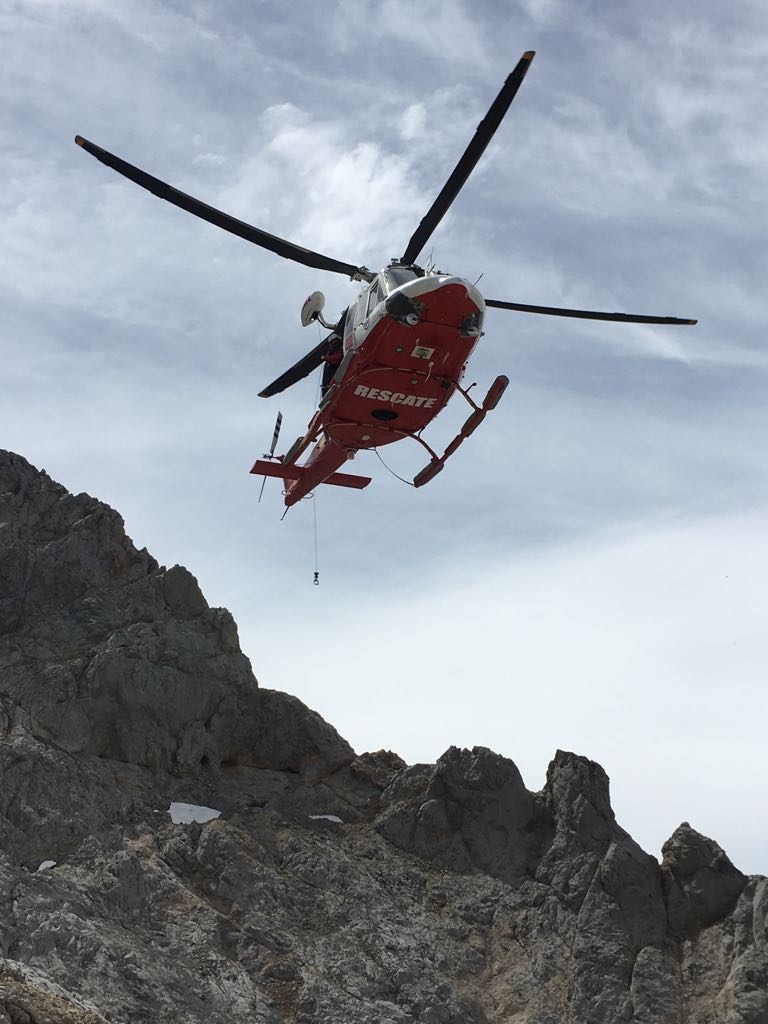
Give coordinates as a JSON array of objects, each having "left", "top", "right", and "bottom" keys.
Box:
[
  {"left": 662, "top": 822, "right": 748, "bottom": 936},
  {"left": 376, "top": 745, "right": 544, "bottom": 882},
  {"left": 0, "top": 451, "right": 353, "bottom": 865},
  {"left": 0, "top": 451, "right": 353, "bottom": 773},
  {"left": 0, "top": 451, "right": 765, "bottom": 1024}
]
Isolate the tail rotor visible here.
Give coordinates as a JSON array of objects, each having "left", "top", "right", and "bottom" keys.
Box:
[{"left": 258, "top": 411, "right": 283, "bottom": 503}]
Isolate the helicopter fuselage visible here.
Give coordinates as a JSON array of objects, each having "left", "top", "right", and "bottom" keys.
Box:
[
  {"left": 330, "top": 269, "right": 485, "bottom": 446},
  {"left": 258, "top": 267, "right": 490, "bottom": 506}
]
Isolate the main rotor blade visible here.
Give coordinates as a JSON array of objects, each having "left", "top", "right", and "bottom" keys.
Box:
[
  {"left": 258, "top": 336, "right": 332, "bottom": 399},
  {"left": 400, "top": 51, "right": 535, "bottom": 267},
  {"left": 75, "top": 136, "right": 367, "bottom": 279},
  {"left": 485, "top": 298, "right": 697, "bottom": 326}
]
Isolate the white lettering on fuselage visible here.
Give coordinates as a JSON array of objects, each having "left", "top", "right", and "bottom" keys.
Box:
[{"left": 354, "top": 385, "right": 437, "bottom": 409}]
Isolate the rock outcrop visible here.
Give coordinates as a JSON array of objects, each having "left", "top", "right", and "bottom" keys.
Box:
[
  {"left": 0, "top": 451, "right": 352, "bottom": 862},
  {"left": 0, "top": 450, "right": 765, "bottom": 1024}
]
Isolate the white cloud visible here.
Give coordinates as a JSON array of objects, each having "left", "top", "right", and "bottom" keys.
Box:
[
  {"left": 517, "top": 0, "right": 567, "bottom": 26},
  {"left": 398, "top": 103, "right": 427, "bottom": 142},
  {"left": 213, "top": 101, "right": 430, "bottom": 267},
  {"left": 193, "top": 151, "right": 228, "bottom": 167},
  {"left": 330, "top": 0, "right": 488, "bottom": 65}
]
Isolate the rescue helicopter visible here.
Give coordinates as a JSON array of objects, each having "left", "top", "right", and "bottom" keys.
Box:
[{"left": 75, "top": 51, "right": 695, "bottom": 509}]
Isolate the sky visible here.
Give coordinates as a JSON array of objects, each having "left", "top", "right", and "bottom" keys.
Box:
[{"left": 2, "top": 0, "right": 766, "bottom": 873}]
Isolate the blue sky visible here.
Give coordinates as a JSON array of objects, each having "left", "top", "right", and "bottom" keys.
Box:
[{"left": 2, "top": 0, "right": 766, "bottom": 873}]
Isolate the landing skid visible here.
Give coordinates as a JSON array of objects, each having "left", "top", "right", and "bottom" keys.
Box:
[{"left": 412, "top": 374, "right": 509, "bottom": 487}]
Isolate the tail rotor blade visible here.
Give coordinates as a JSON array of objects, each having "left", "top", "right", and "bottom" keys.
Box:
[
  {"left": 269, "top": 411, "right": 283, "bottom": 456},
  {"left": 400, "top": 51, "right": 535, "bottom": 266},
  {"left": 485, "top": 298, "right": 697, "bottom": 325},
  {"left": 258, "top": 410, "right": 284, "bottom": 503}
]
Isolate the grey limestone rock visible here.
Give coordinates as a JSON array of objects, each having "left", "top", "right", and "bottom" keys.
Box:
[
  {"left": 0, "top": 958, "right": 110, "bottom": 1024},
  {"left": 662, "top": 821, "right": 747, "bottom": 936},
  {"left": 0, "top": 451, "right": 766, "bottom": 1024},
  {"left": 0, "top": 451, "right": 353, "bottom": 782},
  {"left": 376, "top": 745, "right": 545, "bottom": 882}
]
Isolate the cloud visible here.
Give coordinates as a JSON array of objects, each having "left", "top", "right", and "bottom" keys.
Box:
[
  {"left": 211, "top": 101, "right": 432, "bottom": 270},
  {"left": 329, "top": 0, "right": 489, "bottom": 65},
  {"left": 193, "top": 151, "right": 228, "bottom": 167},
  {"left": 517, "top": 0, "right": 566, "bottom": 25},
  {"left": 398, "top": 104, "right": 427, "bottom": 142}
]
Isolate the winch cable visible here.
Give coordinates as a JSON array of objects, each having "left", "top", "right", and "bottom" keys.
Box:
[{"left": 312, "top": 492, "right": 320, "bottom": 586}]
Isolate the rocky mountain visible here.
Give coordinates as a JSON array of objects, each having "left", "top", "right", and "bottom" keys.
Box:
[{"left": 0, "top": 449, "right": 765, "bottom": 1024}]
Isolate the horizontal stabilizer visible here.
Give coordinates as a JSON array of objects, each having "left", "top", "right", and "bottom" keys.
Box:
[{"left": 250, "top": 460, "right": 371, "bottom": 490}]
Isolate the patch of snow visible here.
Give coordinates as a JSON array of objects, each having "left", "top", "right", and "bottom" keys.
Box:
[
  {"left": 309, "top": 814, "right": 343, "bottom": 823},
  {"left": 169, "top": 802, "right": 221, "bottom": 824},
  {"left": 36, "top": 860, "right": 57, "bottom": 872}
]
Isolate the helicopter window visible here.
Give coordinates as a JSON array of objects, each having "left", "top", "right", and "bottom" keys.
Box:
[
  {"left": 352, "top": 290, "right": 368, "bottom": 327},
  {"left": 366, "top": 281, "right": 383, "bottom": 315},
  {"left": 384, "top": 267, "right": 418, "bottom": 291}
]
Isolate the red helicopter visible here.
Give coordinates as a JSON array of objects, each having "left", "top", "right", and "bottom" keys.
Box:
[{"left": 76, "top": 51, "right": 695, "bottom": 509}]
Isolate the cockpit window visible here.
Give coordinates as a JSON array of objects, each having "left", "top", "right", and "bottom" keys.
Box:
[
  {"left": 366, "top": 281, "right": 382, "bottom": 315},
  {"left": 384, "top": 267, "right": 418, "bottom": 291}
]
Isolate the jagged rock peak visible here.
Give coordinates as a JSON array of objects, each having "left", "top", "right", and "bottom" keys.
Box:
[
  {"left": 0, "top": 450, "right": 353, "bottom": 782},
  {"left": 376, "top": 745, "right": 541, "bottom": 882},
  {"left": 662, "top": 820, "right": 748, "bottom": 936},
  {"left": 545, "top": 747, "right": 614, "bottom": 822},
  {"left": 0, "top": 449, "right": 158, "bottom": 608}
]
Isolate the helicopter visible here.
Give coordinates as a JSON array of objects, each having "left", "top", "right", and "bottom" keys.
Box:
[{"left": 75, "top": 51, "right": 695, "bottom": 509}]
